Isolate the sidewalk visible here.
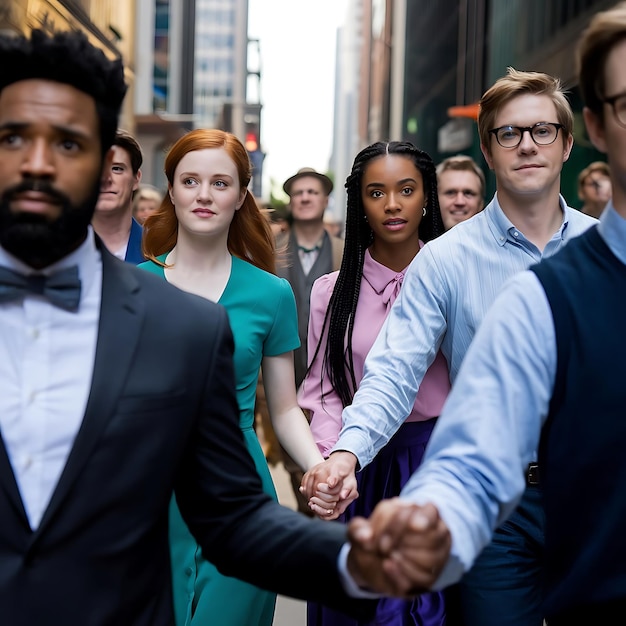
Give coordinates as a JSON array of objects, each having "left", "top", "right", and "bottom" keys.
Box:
[{"left": 270, "top": 461, "right": 307, "bottom": 625}]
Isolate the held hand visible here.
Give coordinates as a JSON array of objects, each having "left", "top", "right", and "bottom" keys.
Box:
[
  {"left": 307, "top": 482, "right": 340, "bottom": 519},
  {"left": 300, "top": 452, "right": 359, "bottom": 519},
  {"left": 348, "top": 499, "right": 451, "bottom": 594},
  {"left": 346, "top": 537, "right": 413, "bottom": 597}
]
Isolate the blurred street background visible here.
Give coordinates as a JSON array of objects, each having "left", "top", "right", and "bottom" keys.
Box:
[
  {"left": 269, "top": 462, "right": 307, "bottom": 626},
  {"left": 10, "top": 0, "right": 616, "bottom": 235}
]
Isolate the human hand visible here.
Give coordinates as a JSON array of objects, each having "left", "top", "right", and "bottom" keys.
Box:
[
  {"left": 300, "top": 452, "right": 359, "bottom": 520},
  {"left": 348, "top": 498, "right": 451, "bottom": 595},
  {"left": 305, "top": 481, "right": 341, "bottom": 519}
]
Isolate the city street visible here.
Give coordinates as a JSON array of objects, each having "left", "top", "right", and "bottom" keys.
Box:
[{"left": 270, "top": 462, "right": 307, "bottom": 625}]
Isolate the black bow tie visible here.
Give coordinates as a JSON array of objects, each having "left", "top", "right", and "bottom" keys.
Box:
[{"left": 0, "top": 265, "right": 82, "bottom": 311}]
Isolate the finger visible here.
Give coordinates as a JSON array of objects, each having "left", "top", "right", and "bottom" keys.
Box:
[
  {"left": 335, "top": 491, "right": 358, "bottom": 516},
  {"left": 315, "top": 481, "right": 343, "bottom": 497},
  {"left": 384, "top": 551, "right": 436, "bottom": 592},
  {"left": 381, "top": 558, "right": 419, "bottom": 595},
  {"left": 348, "top": 517, "right": 374, "bottom": 548},
  {"left": 339, "top": 483, "right": 358, "bottom": 501},
  {"left": 309, "top": 501, "right": 335, "bottom": 519},
  {"left": 308, "top": 493, "right": 338, "bottom": 507},
  {"left": 377, "top": 505, "right": 419, "bottom": 554},
  {"left": 310, "top": 502, "right": 341, "bottom": 521}
]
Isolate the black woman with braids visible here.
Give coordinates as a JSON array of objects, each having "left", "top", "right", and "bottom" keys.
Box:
[{"left": 298, "top": 141, "right": 450, "bottom": 626}]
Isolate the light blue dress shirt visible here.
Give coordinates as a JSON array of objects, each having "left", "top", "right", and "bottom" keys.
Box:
[
  {"left": 398, "top": 203, "right": 626, "bottom": 589},
  {"left": 333, "top": 193, "right": 597, "bottom": 469}
]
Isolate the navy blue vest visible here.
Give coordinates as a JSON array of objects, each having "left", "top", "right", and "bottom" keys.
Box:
[{"left": 531, "top": 226, "right": 626, "bottom": 617}]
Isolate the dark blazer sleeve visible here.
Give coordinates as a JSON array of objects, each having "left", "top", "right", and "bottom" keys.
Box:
[{"left": 173, "top": 306, "right": 376, "bottom": 620}]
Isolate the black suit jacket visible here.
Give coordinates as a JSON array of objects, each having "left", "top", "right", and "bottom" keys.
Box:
[{"left": 0, "top": 247, "right": 375, "bottom": 625}]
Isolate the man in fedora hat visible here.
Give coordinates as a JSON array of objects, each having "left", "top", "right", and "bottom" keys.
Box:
[{"left": 277, "top": 167, "right": 344, "bottom": 514}]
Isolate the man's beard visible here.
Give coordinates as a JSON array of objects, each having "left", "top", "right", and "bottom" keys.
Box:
[{"left": 0, "top": 178, "right": 101, "bottom": 269}]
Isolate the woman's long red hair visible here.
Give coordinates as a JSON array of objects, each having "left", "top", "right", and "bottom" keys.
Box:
[{"left": 142, "top": 128, "right": 275, "bottom": 273}]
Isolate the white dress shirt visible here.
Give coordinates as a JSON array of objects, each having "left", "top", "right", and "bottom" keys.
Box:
[{"left": 0, "top": 228, "right": 101, "bottom": 529}]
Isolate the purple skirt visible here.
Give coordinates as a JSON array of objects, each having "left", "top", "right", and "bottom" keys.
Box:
[{"left": 307, "top": 418, "right": 448, "bottom": 626}]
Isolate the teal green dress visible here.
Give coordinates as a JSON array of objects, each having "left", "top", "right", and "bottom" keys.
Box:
[{"left": 139, "top": 255, "right": 300, "bottom": 626}]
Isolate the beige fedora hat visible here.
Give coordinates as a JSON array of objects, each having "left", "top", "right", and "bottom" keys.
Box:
[{"left": 283, "top": 167, "right": 334, "bottom": 196}]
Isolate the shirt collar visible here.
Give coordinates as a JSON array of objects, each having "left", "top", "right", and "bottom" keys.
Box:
[
  {"left": 362, "top": 245, "right": 418, "bottom": 294},
  {"left": 598, "top": 201, "right": 626, "bottom": 265},
  {"left": 485, "top": 192, "right": 569, "bottom": 247}
]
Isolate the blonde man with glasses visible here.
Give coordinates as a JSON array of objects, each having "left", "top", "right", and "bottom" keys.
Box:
[
  {"left": 302, "top": 68, "right": 598, "bottom": 626},
  {"left": 349, "top": 3, "right": 626, "bottom": 624}
]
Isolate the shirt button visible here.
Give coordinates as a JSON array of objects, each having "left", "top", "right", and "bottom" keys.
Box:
[{"left": 513, "top": 231, "right": 519, "bottom": 237}]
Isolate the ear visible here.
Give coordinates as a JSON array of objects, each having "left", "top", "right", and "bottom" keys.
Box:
[
  {"left": 562, "top": 132, "right": 574, "bottom": 163},
  {"left": 583, "top": 107, "right": 608, "bottom": 154},
  {"left": 480, "top": 143, "right": 494, "bottom": 170},
  {"left": 236, "top": 188, "right": 247, "bottom": 210},
  {"left": 168, "top": 184, "right": 175, "bottom": 205},
  {"left": 133, "top": 169, "right": 142, "bottom": 192}
]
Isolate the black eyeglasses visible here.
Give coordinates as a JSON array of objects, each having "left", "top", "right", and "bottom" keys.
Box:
[
  {"left": 601, "top": 92, "right": 626, "bottom": 129},
  {"left": 488, "top": 122, "right": 564, "bottom": 148}
]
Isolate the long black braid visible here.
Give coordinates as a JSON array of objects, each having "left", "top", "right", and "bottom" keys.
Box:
[{"left": 307, "top": 141, "right": 445, "bottom": 409}]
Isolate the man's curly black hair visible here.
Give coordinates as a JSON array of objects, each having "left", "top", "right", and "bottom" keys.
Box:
[{"left": 0, "top": 28, "right": 127, "bottom": 156}]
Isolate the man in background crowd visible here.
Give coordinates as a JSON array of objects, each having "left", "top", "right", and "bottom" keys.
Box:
[
  {"left": 92, "top": 129, "right": 144, "bottom": 263},
  {"left": 436, "top": 154, "right": 485, "bottom": 230},
  {"left": 277, "top": 167, "right": 343, "bottom": 515},
  {"left": 577, "top": 160, "right": 611, "bottom": 217}
]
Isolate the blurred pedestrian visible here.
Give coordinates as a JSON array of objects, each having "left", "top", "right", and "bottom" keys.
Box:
[
  {"left": 436, "top": 154, "right": 485, "bottom": 230},
  {"left": 132, "top": 184, "right": 163, "bottom": 225},
  {"left": 92, "top": 128, "right": 145, "bottom": 263},
  {"left": 577, "top": 160, "right": 611, "bottom": 217},
  {"left": 278, "top": 166, "right": 344, "bottom": 515}
]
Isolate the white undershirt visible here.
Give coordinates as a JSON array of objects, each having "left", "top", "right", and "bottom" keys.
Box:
[{"left": 0, "top": 228, "right": 101, "bottom": 529}]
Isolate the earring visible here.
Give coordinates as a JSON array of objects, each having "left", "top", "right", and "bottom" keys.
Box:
[{"left": 422, "top": 207, "right": 427, "bottom": 217}]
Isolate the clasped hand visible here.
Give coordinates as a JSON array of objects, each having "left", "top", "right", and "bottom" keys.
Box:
[
  {"left": 300, "top": 451, "right": 359, "bottom": 519},
  {"left": 346, "top": 498, "right": 452, "bottom": 597}
]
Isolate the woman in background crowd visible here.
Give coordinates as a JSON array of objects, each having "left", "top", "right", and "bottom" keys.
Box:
[{"left": 132, "top": 184, "right": 164, "bottom": 224}]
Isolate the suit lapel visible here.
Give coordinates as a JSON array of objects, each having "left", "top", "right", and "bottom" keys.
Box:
[
  {"left": 0, "top": 433, "right": 30, "bottom": 528},
  {"left": 34, "top": 247, "right": 145, "bottom": 534}
]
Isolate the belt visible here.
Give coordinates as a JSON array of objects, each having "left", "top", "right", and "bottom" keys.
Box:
[{"left": 526, "top": 462, "right": 540, "bottom": 486}]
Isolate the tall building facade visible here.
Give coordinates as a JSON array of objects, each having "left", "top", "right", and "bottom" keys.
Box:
[
  {"left": 332, "top": 0, "right": 616, "bottom": 209},
  {"left": 134, "top": 0, "right": 257, "bottom": 191},
  {"left": 0, "top": 0, "right": 134, "bottom": 131}
]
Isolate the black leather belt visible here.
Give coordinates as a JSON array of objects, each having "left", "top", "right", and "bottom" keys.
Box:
[{"left": 526, "top": 462, "right": 540, "bottom": 486}]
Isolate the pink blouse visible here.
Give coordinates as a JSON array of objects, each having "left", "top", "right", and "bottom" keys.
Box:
[{"left": 298, "top": 248, "right": 451, "bottom": 457}]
